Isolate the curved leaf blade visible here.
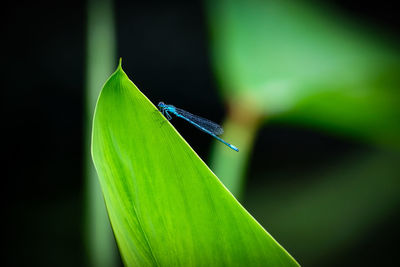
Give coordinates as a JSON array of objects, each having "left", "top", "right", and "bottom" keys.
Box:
[{"left": 91, "top": 60, "right": 299, "bottom": 266}]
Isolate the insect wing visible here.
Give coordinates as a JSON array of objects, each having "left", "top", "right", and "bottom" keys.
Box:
[{"left": 175, "top": 108, "right": 224, "bottom": 135}]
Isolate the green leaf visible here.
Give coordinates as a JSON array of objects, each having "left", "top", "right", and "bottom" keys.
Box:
[
  {"left": 206, "top": 0, "right": 400, "bottom": 146},
  {"left": 91, "top": 60, "right": 299, "bottom": 266},
  {"left": 245, "top": 150, "right": 400, "bottom": 265}
]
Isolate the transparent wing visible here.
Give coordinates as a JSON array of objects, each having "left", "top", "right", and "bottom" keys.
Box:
[{"left": 175, "top": 108, "right": 224, "bottom": 135}]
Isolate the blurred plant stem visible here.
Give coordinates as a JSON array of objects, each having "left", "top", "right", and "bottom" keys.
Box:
[
  {"left": 210, "top": 97, "right": 263, "bottom": 199},
  {"left": 84, "top": 0, "right": 118, "bottom": 266},
  {"left": 207, "top": 0, "right": 400, "bottom": 202}
]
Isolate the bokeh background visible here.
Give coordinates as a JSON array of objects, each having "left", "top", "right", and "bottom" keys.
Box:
[{"left": 4, "top": 0, "right": 399, "bottom": 266}]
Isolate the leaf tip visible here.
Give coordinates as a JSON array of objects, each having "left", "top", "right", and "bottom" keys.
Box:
[{"left": 118, "top": 57, "right": 123, "bottom": 70}]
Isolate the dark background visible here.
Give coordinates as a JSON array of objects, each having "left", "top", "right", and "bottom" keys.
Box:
[{"left": 3, "top": 0, "right": 399, "bottom": 266}]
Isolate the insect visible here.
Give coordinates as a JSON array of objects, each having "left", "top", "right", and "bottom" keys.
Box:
[{"left": 158, "top": 102, "right": 239, "bottom": 152}]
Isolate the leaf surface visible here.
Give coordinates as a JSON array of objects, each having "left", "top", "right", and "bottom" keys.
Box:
[{"left": 91, "top": 61, "right": 299, "bottom": 266}]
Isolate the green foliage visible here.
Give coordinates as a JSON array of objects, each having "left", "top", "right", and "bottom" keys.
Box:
[
  {"left": 245, "top": 150, "right": 400, "bottom": 265},
  {"left": 207, "top": 0, "right": 400, "bottom": 146},
  {"left": 91, "top": 60, "right": 299, "bottom": 266},
  {"left": 85, "top": 0, "right": 118, "bottom": 266}
]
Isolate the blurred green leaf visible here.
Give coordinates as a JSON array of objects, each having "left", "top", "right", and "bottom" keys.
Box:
[
  {"left": 207, "top": 0, "right": 400, "bottom": 145},
  {"left": 91, "top": 60, "right": 299, "bottom": 266},
  {"left": 245, "top": 150, "right": 400, "bottom": 265}
]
